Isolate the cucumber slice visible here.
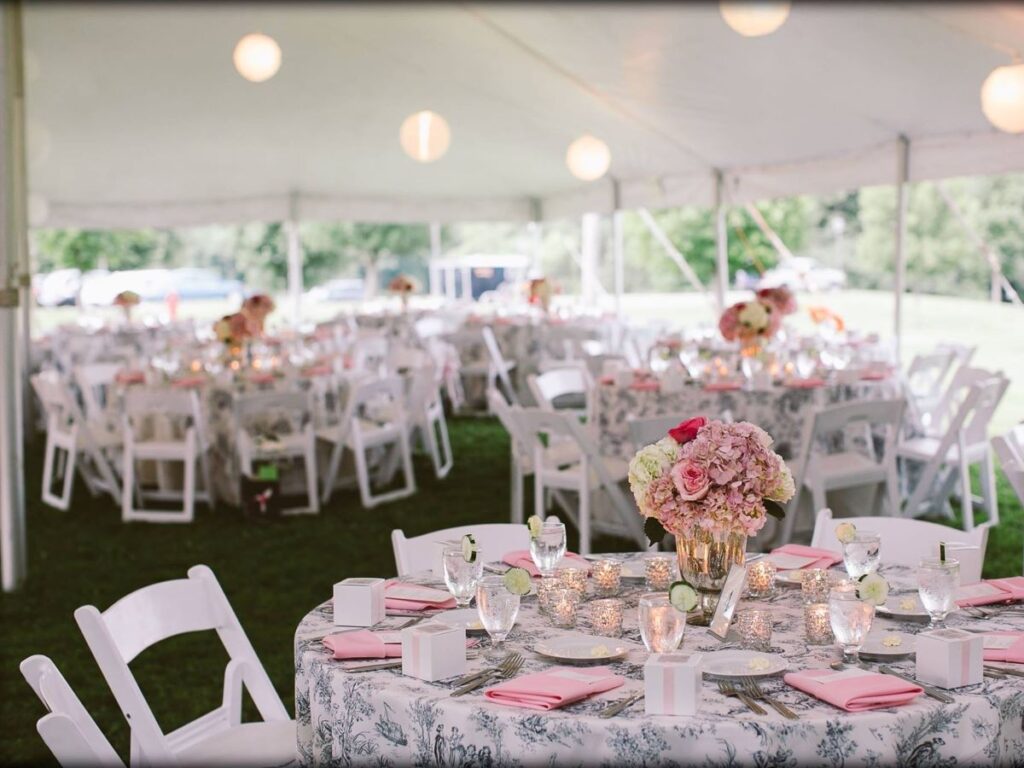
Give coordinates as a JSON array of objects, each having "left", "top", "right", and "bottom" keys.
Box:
[
  {"left": 461, "top": 534, "right": 477, "bottom": 563},
  {"left": 503, "top": 567, "right": 532, "bottom": 595},
  {"left": 669, "top": 580, "right": 699, "bottom": 613},
  {"left": 527, "top": 515, "right": 543, "bottom": 539}
]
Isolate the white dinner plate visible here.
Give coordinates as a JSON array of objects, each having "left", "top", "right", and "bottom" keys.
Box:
[
  {"left": 534, "top": 634, "right": 630, "bottom": 663},
  {"left": 859, "top": 630, "right": 917, "bottom": 658},
  {"left": 876, "top": 594, "right": 948, "bottom": 620},
  {"left": 701, "top": 650, "right": 788, "bottom": 679},
  {"left": 433, "top": 608, "right": 490, "bottom": 633}
]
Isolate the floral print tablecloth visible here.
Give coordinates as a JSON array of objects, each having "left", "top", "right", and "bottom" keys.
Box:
[
  {"left": 595, "top": 380, "right": 905, "bottom": 460},
  {"left": 294, "top": 557, "right": 1024, "bottom": 767}
]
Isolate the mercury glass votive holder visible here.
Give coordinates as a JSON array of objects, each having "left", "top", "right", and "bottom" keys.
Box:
[
  {"left": 591, "top": 559, "right": 622, "bottom": 597},
  {"left": 555, "top": 566, "right": 587, "bottom": 597},
  {"left": 746, "top": 561, "right": 777, "bottom": 599},
  {"left": 590, "top": 598, "right": 624, "bottom": 637},
  {"left": 645, "top": 556, "right": 677, "bottom": 591},
  {"left": 735, "top": 609, "right": 773, "bottom": 652},
  {"left": 801, "top": 569, "right": 832, "bottom": 605},
  {"left": 549, "top": 588, "right": 580, "bottom": 629},
  {"left": 804, "top": 602, "right": 833, "bottom": 645},
  {"left": 537, "top": 576, "right": 560, "bottom": 615}
]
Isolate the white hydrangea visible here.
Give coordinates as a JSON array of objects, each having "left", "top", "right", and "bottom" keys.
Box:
[
  {"left": 738, "top": 301, "right": 770, "bottom": 332},
  {"left": 628, "top": 437, "right": 681, "bottom": 501}
]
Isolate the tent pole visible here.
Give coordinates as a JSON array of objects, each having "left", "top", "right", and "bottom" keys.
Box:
[
  {"left": 714, "top": 170, "right": 729, "bottom": 313},
  {"left": 580, "top": 213, "right": 600, "bottom": 307},
  {"left": 612, "top": 210, "right": 625, "bottom": 318},
  {"left": 285, "top": 196, "right": 302, "bottom": 328},
  {"left": 0, "top": 0, "right": 28, "bottom": 592},
  {"left": 429, "top": 222, "right": 441, "bottom": 296},
  {"left": 893, "top": 136, "right": 910, "bottom": 365}
]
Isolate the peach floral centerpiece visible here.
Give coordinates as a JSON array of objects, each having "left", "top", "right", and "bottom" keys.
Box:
[
  {"left": 112, "top": 290, "right": 140, "bottom": 323},
  {"left": 241, "top": 294, "right": 275, "bottom": 335},
  {"left": 388, "top": 274, "right": 419, "bottom": 310}
]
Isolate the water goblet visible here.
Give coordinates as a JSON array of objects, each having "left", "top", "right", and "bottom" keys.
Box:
[
  {"left": 442, "top": 545, "right": 483, "bottom": 608},
  {"left": 842, "top": 531, "right": 880, "bottom": 579},
  {"left": 476, "top": 576, "right": 520, "bottom": 659},
  {"left": 530, "top": 518, "right": 567, "bottom": 577},
  {"left": 917, "top": 557, "right": 960, "bottom": 628},
  {"left": 638, "top": 593, "right": 687, "bottom": 653},
  {"left": 828, "top": 586, "right": 875, "bottom": 665}
]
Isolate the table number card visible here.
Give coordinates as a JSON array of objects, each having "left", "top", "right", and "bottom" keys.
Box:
[{"left": 709, "top": 564, "right": 748, "bottom": 641}]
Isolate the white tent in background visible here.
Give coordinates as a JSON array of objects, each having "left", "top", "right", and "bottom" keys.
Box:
[{"left": 3, "top": 2, "right": 1024, "bottom": 591}]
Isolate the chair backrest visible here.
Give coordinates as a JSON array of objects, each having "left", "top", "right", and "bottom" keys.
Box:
[
  {"left": 414, "top": 316, "right": 447, "bottom": 341},
  {"left": 488, "top": 388, "right": 531, "bottom": 466},
  {"left": 810, "top": 508, "right": 988, "bottom": 583},
  {"left": 527, "top": 368, "right": 587, "bottom": 412},
  {"left": 627, "top": 415, "right": 680, "bottom": 451},
  {"left": 905, "top": 350, "right": 956, "bottom": 400},
  {"left": 927, "top": 366, "right": 1004, "bottom": 438},
  {"left": 74, "top": 565, "right": 288, "bottom": 765},
  {"left": 405, "top": 365, "right": 442, "bottom": 417},
  {"left": 235, "top": 390, "right": 309, "bottom": 421},
  {"left": 124, "top": 387, "right": 196, "bottom": 420},
  {"left": 391, "top": 524, "right": 530, "bottom": 576},
  {"left": 993, "top": 425, "right": 1024, "bottom": 504},
  {"left": 481, "top": 326, "right": 520, "bottom": 406},
  {"left": 20, "top": 655, "right": 124, "bottom": 768},
  {"left": 31, "top": 372, "right": 77, "bottom": 430},
  {"left": 351, "top": 335, "right": 389, "bottom": 375},
  {"left": 74, "top": 363, "right": 122, "bottom": 421}
]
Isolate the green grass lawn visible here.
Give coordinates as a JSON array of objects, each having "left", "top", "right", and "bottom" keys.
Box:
[{"left": 1, "top": 417, "right": 1021, "bottom": 766}]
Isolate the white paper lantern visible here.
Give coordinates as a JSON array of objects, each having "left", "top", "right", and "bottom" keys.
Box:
[
  {"left": 566, "top": 134, "right": 611, "bottom": 181},
  {"left": 981, "top": 63, "right": 1024, "bottom": 134},
  {"left": 720, "top": 2, "right": 790, "bottom": 38},
  {"left": 233, "top": 33, "right": 281, "bottom": 83},
  {"left": 399, "top": 111, "right": 451, "bottom": 163}
]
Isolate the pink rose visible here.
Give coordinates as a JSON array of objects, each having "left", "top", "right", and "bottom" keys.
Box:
[
  {"left": 668, "top": 416, "right": 707, "bottom": 445},
  {"left": 671, "top": 460, "right": 711, "bottom": 502}
]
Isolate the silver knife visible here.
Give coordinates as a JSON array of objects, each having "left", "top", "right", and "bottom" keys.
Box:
[{"left": 879, "top": 665, "right": 954, "bottom": 703}]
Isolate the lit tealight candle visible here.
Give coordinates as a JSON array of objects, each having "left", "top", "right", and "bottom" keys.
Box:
[
  {"left": 591, "top": 559, "right": 622, "bottom": 597},
  {"left": 736, "top": 609, "right": 772, "bottom": 651},
  {"left": 555, "top": 566, "right": 587, "bottom": 597},
  {"left": 550, "top": 589, "right": 579, "bottom": 629},
  {"left": 590, "top": 599, "right": 624, "bottom": 637},
  {"left": 801, "top": 569, "right": 831, "bottom": 604},
  {"left": 747, "top": 561, "right": 777, "bottom": 599},
  {"left": 804, "top": 603, "right": 833, "bottom": 645},
  {"left": 645, "top": 556, "right": 676, "bottom": 591}
]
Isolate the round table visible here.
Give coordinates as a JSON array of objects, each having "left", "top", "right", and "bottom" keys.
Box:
[{"left": 293, "top": 555, "right": 1024, "bottom": 766}]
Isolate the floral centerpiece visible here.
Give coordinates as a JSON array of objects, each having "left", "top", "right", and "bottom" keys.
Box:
[
  {"left": 212, "top": 312, "right": 256, "bottom": 357},
  {"left": 756, "top": 285, "right": 797, "bottom": 316},
  {"left": 388, "top": 274, "right": 419, "bottom": 311},
  {"left": 526, "top": 277, "right": 556, "bottom": 313},
  {"left": 808, "top": 305, "right": 845, "bottom": 332},
  {"left": 628, "top": 416, "right": 794, "bottom": 616},
  {"left": 718, "top": 298, "right": 781, "bottom": 356},
  {"left": 112, "top": 290, "right": 140, "bottom": 322},
  {"left": 241, "top": 293, "right": 275, "bottom": 335}
]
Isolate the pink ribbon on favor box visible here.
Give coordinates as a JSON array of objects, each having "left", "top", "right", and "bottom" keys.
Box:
[{"left": 663, "top": 666, "right": 675, "bottom": 713}]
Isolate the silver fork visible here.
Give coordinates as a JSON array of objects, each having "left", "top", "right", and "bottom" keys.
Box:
[
  {"left": 452, "top": 652, "right": 515, "bottom": 687},
  {"left": 718, "top": 680, "right": 766, "bottom": 715},
  {"left": 598, "top": 692, "right": 644, "bottom": 718},
  {"left": 743, "top": 679, "right": 799, "bottom": 720},
  {"left": 451, "top": 653, "right": 524, "bottom": 696}
]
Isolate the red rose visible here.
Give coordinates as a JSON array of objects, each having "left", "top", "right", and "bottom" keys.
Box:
[{"left": 668, "top": 416, "right": 707, "bottom": 444}]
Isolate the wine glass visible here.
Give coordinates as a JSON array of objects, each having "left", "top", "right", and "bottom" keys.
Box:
[
  {"left": 917, "top": 557, "right": 960, "bottom": 628},
  {"left": 842, "top": 531, "right": 880, "bottom": 579},
  {"left": 442, "top": 545, "right": 483, "bottom": 608},
  {"left": 530, "top": 518, "right": 567, "bottom": 577},
  {"left": 476, "top": 576, "right": 520, "bottom": 658},
  {"left": 638, "top": 593, "right": 686, "bottom": 653},
  {"left": 828, "top": 586, "right": 875, "bottom": 665}
]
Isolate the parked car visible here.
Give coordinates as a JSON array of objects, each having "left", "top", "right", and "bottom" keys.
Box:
[
  {"left": 80, "top": 269, "right": 173, "bottom": 306},
  {"left": 307, "top": 278, "right": 366, "bottom": 302},
  {"left": 168, "top": 269, "right": 243, "bottom": 302},
  {"left": 756, "top": 257, "right": 846, "bottom": 292},
  {"left": 33, "top": 268, "right": 81, "bottom": 306}
]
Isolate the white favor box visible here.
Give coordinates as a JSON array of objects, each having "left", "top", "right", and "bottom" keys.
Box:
[
  {"left": 333, "top": 578, "right": 385, "bottom": 627},
  {"left": 915, "top": 628, "right": 983, "bottom": 689},
  {"left": 644, "top": 652, "right": 704, "bottom": 716},
  {"left": 401, "top": 623, "right": 467, "bottom": 682}
]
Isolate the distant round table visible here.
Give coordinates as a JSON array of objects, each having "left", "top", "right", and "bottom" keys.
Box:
[{"left": 293, "top": 556, "right": 1024, "bottom": 766}]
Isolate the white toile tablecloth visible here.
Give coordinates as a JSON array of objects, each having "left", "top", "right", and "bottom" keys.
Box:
[{"left": 294, "top": 556, "right": 1024, "bottom": 767}]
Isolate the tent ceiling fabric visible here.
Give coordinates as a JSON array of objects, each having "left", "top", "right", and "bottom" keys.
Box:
[{"left": 22, "top": 2, "right": 1024, "bottom": 227}]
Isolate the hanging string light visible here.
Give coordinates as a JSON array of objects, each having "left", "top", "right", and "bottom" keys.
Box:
[
  {"left": 981, "top": 60, "right": 1024, "bottom": 133},
  {"left": 399, "top": 110, "right": 451, "bottom": 163},
  {"left": 233, "top": 33, "right": 282, "bottom": 83},
  {"left": 719, "top": 2, "right": 790, "bottom": 38},
  {"left": 566, "top": 134, "right": 611, "bottom": 181}
]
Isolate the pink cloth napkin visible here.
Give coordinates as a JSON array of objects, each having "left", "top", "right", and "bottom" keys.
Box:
[
  {"left": 982, "top": 632, "right": 1024, "bottom": 664},
  {"left": 384, "top": 581, "right": 456, "bottom": 612},
  {"left": 171, "top": 375, "right": 206, "bottom": 389},
  {"left": 631, "top": 380, "right": 661, "bottom": 391},
  {"left": 784, "top": 669, "right": 923, "bottom": 712},
  {"left": 704, "top": 381, "right": 742, "bottom": 392},
  {"left": 859, "top": 370, "right": 889, "bottom": 381},
  {"left": 956, "top": 577, "right": 1024, "bottom": 607},
  {"left": 116, "top": 370, "right": 146, "bottom": 385},
  {"left": 301, "top": 364, "right": 333, "bottom": 378},
  {"left": 322, "top": 630, "right": 402, "bottom": 660},
  {"left": 784, "top": 377, "right": 826, "bottom": 389},
  {"left": 484, "top": 666, "right": 624, "bottom": 710},
  {"left": 770, "top": 543, "right": 843, "bottom": 570},
  {"left": 502, "top": 550, "right": 590, "bottom": 578}
]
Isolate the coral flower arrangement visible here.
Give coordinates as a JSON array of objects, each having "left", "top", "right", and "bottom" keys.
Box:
[
  {"left": 628, "top": 417, "right": 794, "bottom": 541},
  {"left": 242, "top": 293, "right": 275, "bottom": 334},
  {"left": 718, "top": 299, "right": 781, "bottom": 345},
  {"left": 756, "top": 285, "right": 797, "bottom": 316},
  {"left": 212, "top": 312, "right": 256, "bottom": 348}
]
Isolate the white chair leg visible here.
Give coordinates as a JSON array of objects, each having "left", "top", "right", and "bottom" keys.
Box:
[
  {"left": 810, "top": 478, "right": 827, "bottom": 519},
  {"left": 959, "top": 457, "right": 974, "bottom": 531},
  {"left": 182, "top": 455, "right": 196, "bottom": 523},
  {"left": 534, "top": 463, "right": 545, "bottom": 520},
  {"left": 352, "top": 436, "right": 374, "bottom": 508},
  {"left": 305, "top": 432, "right": 320, "bottom": 514},
  {"left": 321, "top": 440, "right": 344, "bottom": 504},
  {"left": 885, "top": 463, "right": 901, "bottom": 516},
  {"left": 61, "top": 443, "right": 78, "bottom": 509},
  {"left": 432, "top": 411, "right": 453, "bottom": 479},
  {"left": 41, "top": 433, "right": 61, "bottom": 510},
  {"left": 980, "top": 451, "right": 999, "bottom": 527},
  {"left": 578, "top": 478, "right": 591, "bottom": 556},
  {"left": 511, "top": 457, "right": 524, "bottom": 524},
  {"left": 398, "top": 429, "right": 417, "bottom": 495},
  {"left": 121, "top": 444, "right": 134, "bottom": 522}
]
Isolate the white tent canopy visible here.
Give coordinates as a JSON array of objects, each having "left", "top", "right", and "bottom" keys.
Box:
[{"left": 22, "top": 2, "right": 1024, "bottom": 228}]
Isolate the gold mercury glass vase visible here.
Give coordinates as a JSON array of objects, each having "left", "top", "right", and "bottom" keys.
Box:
[{"left": 676, "top": 528, "right": 747, "bottom": 620}]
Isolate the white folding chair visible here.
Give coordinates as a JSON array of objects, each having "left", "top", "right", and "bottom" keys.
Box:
[
  {"left": 992, "top": 425, "right": 1024, "bottom": 571},
  {"left": 514, "top": 407, "right": 645, "bottom": 555},
  {"left": 350, "top": 335, "right": 389, "bottom": 376},
  {"left": 320, "top": 376, "right": 416, "bottom": 508},
  {"left": 122, "top": 388, "right": 212, "bottom": 524},
  {"left": 780, "top": 399, "right": 906, "bottom": 544},
  {"left": 73, "top": 363, "right": 123, "bottom": 423},
  {"left": 425, "top": 338, "right": 466, "bottom": 412},
  {"left": 413, "top": 316, "right": 447, "bottom": 341},
  {"left": 406, "top": 365, "right": 453, "bottom": 479},
  {"left": 527, "top": 367, "right": 591, "bottom": 422},
  {"left": 74, "top": 565, "right": 295, "bottom": 767},
  {"left": 899, "top": 371, "right": 1008, "bottom": 530},
  {"left": 391, "top": 524, "right": 530, "bottom": 576},
  {"left": 31, "top": 372, "right": 121, "bottom": 511},
  {"left": 236, "top": 392, "right": 319, "bottom": 515},
  {"left": 810, "top": 508, "right": 989, "bottom": 583},
  {"left": 20, "top": 655, "right": 124, "bottom": 768},
  {"left": 482, "top": 326, "right": 520, "bottom": 407}
]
